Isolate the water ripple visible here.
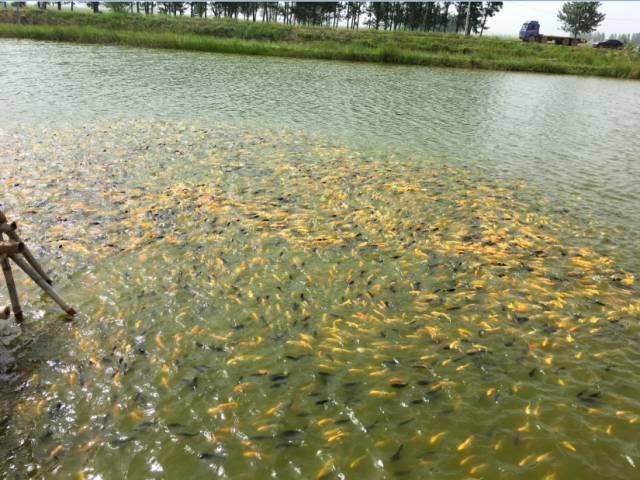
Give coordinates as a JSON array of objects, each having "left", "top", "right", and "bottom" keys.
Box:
[{"left": 1, "top": 41, "right": 640, "bottom": 259}]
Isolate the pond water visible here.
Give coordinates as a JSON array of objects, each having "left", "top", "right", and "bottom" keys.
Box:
[{"left": 0, "top": 39, "right": 639, "bottom": 480}]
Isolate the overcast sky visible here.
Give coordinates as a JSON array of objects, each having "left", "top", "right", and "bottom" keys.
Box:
[{"left": 485, "top": 1, "right": 640, "bottom": 37}]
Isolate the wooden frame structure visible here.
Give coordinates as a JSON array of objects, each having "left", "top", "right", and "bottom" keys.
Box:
[{"left": 0, "top": 210, "right": 76, "bottom": 321}]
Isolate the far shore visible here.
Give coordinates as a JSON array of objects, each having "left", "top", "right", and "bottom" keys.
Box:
[{"left": 0, "top": 8, "right": 639, "bottom": 79}]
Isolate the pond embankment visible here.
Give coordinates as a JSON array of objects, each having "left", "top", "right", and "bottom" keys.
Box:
[{"left": 1, "top": 8, "right": 639, "bottom": 79}]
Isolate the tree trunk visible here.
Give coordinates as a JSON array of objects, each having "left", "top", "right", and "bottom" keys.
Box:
[
  {"left": 464, "top": 1, "right": 471, "bottom": 36},
  {"left": 479, "top": 12, "right": 488, "bottom": 37}
]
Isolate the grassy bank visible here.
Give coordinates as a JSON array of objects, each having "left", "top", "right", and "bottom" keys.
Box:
[{"left": 1, "top": 8, "right": 639, "bottom": 79}]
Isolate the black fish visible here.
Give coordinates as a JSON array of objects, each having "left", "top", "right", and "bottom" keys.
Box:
[
  {"left": 382, "top": 358, "right": 401, "bottom": 367},
  {"left": 48, "top": 401, "right": 64, "bottom": 417},
  {"left": 286, "top": 354, "right": 309, "bottom": 361},
  {"left": 181, "top": 377, "right": 198, "bottom": 390},
  {"left": 466, "top": 350, "right": 487, "bottom": 357},
  {"left": 110, "top": 436, "right": 135, "bottom": 446},
  {"left": 577, "top": 390, "right": 601, "bottom": 404},
  {"left": 390, "top": 382, "right": 408, "bottom": 389},
  {"left": 101, "top": 414, "right": 111, "bottom": 429},
  {"left": 391, "top": 444, "right": 404, "bottom": 462},
  {"left": 134, "top": 420, "right": 157, "bottom": 430},
  {"left": 276, "top": 441, "right": 300, "bottom": 448},
  {"left": 198, "top": 452, "right": 224, "bottom": 460},
  {"left": 412, "top": 363, "right": 429, "bottom": 370},
  {"left": 280, "top": 429, "right": 304, "bottom": 438},
  {"left": 393, "top": 470, "right": 411, "bottom": 476},
  {"left": 412, "top": 386, "right": 441, "bottom": 404},
  {"left": 364, "top": 420, "right": 378, "bottom": 432},
  {"left": 207, "top": 345, "right": 226, "bottom": 353}
]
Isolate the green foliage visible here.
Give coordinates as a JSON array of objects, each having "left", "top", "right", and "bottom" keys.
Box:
[
  {"left": 192, "top": 2, "right": 207, "bottom": 18},
  {"left": 105, "top": 3, "right": 129, "bottom": 14},
  {"left": 558, "top": 1, "right": 605, "bottom": 39}
]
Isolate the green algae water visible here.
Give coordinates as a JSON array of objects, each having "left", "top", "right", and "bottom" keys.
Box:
[{"left": 1, "top": 40, "right": 640, "bottom": 480}]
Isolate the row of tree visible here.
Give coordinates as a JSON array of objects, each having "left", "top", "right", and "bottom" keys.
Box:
[
  {"left": 17, "top": 2, "right": 505, "bottom": 35},
  {"left": 16, "top": 1, "right": 632, "bottom": 44}
]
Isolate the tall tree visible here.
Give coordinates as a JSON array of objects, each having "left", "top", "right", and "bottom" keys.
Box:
[
  {"left": 439, "top": 2, "right": 452, "bottom": 31},
  {"left": 557, "top": 2, "right": 605, "bottom": 39},
  {"left": 159, "top": 2, "right": 184, "bottom": 16},
  {"left": 105, "top": 2, "right": 129, "bottom": 13},
  {"left": 478, "top": 2, "right": 502, "bottom": 37},
  {"left": 192, "top": 2, "right": 207, "bottom": 17},
  {"left": 455, "top": 2, "right": 482, "bottom": 35}
]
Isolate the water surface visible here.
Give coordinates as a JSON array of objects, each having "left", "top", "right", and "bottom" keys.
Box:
[
  {"left": 0, "top": 40, "right": 639, "bottom": 480},
  {"left": 2, "top": 39, "right": 640, "bottom": 269}
]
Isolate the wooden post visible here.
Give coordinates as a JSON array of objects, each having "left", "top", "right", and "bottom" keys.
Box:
[
  {"left": 0, "top": 210, "right": 76, "bottom": 320},
  {"left": 8, "top": 254, "right": 76, "bottom": 317},
  {"left": 1, "top": 254, "right": 23, "bottom": 322},
  {"left": 0, "top": 214, "right": 52, "bottom": 284},
  {"left": 0, "top": 241, "right": 23, "bottom": 255}
]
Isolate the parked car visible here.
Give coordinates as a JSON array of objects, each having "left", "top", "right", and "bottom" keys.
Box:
[{"left": 593, "top": 39, "right": 624, "bottom": 49}]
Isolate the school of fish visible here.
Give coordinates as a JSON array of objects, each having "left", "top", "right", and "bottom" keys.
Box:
[{"left": 0, "top": 119, "right": 639, "bottom": 479}]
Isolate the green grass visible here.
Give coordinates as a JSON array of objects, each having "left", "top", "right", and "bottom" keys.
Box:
[{"left": 1, "top": 8, "right": 639, "bottom": 79}]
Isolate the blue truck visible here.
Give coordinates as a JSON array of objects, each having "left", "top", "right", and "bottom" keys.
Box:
[{"left": 519, "top": 21, "right": 584, "bottom": 46}]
